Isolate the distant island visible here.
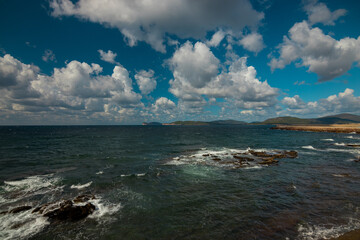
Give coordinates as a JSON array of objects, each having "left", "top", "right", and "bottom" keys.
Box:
[
  {"left": 142, "top": 113, "right": 360, "bottom": 134},
  {"left": 143, "top": 119, "right": 247, "bottom": 126},
  {"left": 143, "top": 113, "right": 360, "bottom": 126}
]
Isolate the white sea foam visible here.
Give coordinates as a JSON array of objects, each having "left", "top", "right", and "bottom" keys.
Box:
[
  {"left": 120, "top": 173, "right": 146, "bottom": 177},
  {"left": 3, "top": 174, "right": 60, "bottom": 193},
  {"left": 332, "top": 174, "right": 350, "bottom": 178},
  {"left": 0, "top": 207, "right": 49, "bottom": 240},
  {"left": 88, "top": 197, "right": 121, "bottom": 221},
  {"left": 334, "top": 142, "right": 346, "bottom": 146},
  {"left": 1, "top": 174, "right": 63, "bottom": 203},
  {"left": 70, "top": 181, "right": 92, "bottom": 189},
  {"left": 96, "top": 171, "right": 104, "bottom": 175},
  {"left": 297, "top": 218, "right": 360, "bottom": 240},
  {"left": 322, "top": 138, "right": 334, "bottom": 141},
  {"left": 243, "top": 165, "right": 263, "bottom": 170},
  {"left": 302, "top": 145, "right": 316, "bottom": 150},
  {"left": 346, "top": 136, "right": 354, "bottom": 139}
]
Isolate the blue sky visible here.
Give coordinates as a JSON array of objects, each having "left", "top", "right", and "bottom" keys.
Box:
[{"left": 0, "top": 0, "right": 360, "bottom": 124}]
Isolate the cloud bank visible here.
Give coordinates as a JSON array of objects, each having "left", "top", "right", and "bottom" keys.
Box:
[{"left": 50, "top": 0, "right": 264, "bottom": 52}]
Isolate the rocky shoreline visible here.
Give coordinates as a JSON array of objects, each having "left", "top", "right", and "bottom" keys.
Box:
[
  {"left": 331, "top": 229, "right": 360, "bottom": 240},
  {"left": 271, "top": 124, "right": 360, "bottom": 134}
]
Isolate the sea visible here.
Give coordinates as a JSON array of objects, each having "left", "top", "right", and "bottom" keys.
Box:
[{"left": 0, "top": 125, "right": 359, "bottom": 240}]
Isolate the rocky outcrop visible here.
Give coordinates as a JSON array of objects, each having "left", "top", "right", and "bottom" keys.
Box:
[
  {"left": 210, "top": 150, "right": 298, "bottom": 167},
  {"left": 3, "top": 194, "right": 96, "bottom": 222}
]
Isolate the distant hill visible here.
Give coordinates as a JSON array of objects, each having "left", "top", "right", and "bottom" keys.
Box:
[
  {"left": 316, "top": 113, "right": 360, "bottom": 124},
  {"left": 261, "top": 116, "right": 315, "bottom": 125},
  {"left": 209, "top": 120, "right": 247, "bottom": 125},
  {"left": 260, "top": 113, "right": 360, "bottom": 125},
  {"left": 142, "top": 122, "right": 162, "bottom": 125},
  {"left": 163, "top": 119, "right": 248, "bottom": 125},
  {"left": 169, "top": 121, "right": 209, "bottom": 125}
]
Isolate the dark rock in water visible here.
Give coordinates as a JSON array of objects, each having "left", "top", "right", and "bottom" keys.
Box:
[
  {"left": 202, "top": 154, "right": 210, "bottom": 157},
  {"left": 248, "top": 150, "right": 298, "bottom": 160},
  {"left": 212, "top": 157, "right": 221, "bottom": 161},
  {"left": 43, "top": 200, "right": 95, "bottom": 221},
  {"left": 259, "top": 157, "right": 279, "bottom": 165},
  {"left": 249, "top": 150, "right": 273, "bottom": 158},
  {"left": 284, "top": 150, "right": 298, "bottom": 158},
  {"left": 73, "top": 194, "right": 96, "bottom": 203},
  {"left": 9, "top": 206, "right": 32, "bottom": 213},
  {"left": 346, "top": 144, "right": 360, "bottom": 148},
  {"left": 31, "top": 195, "right": 96, "bottom": 221},
  {"left": 233, "top": 155, "right": 254, "bottom": 162}
]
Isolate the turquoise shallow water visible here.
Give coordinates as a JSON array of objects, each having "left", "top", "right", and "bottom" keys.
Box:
[{"left": 0, "top": 125, "right": 359, "bottom": 239}]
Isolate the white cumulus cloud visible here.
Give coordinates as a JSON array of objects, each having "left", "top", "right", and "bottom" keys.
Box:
[
  {"left": 135, "top": 70, "right": 157, "bottom": 95},
  {"left": 269, "top": 21, "right": 360, "bottom": 81},
  {"left": 50, "top": 0, "right": 264, "bottom": 52},
  {"left": 304, "top": 0, "right": 347, "bottom": 26},
  {"left": 0, "top": 54, "right": 143, "bottom": 124},
  {"left": 282, "top": 88, "right": 360, "bottom": 116},
  {"left": 206, "top": 30, "right": 226, "bottom": 47},
  {"left": 239, "top": 32, "right": 265, "bottom": 53},
  {"left": 98, "top": 49, "right": 118, "bottom": 64},
  {"left": 168, "top": 41, "right": 278, "bottom": 112}
]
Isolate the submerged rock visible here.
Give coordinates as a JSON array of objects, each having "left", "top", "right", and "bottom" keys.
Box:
[
  {"left": 249, "top": 150, "right": 273, "bottom": 158},
  {"left": 9, "top": 206, "right": 32, "bottom": 213},
  {"left": 233, "top": 155, "right": 254, "bottom": 162},
  {"left": 283, "top": 150, "right": 298, "bottom": 158},
  {"left": 259, "top": 157, "right": 279, "bottom": 165}
]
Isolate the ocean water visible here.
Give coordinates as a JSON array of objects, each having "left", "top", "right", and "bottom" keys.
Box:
[{"left": 0, "top": 125, "right": 359, "bottom": 239}]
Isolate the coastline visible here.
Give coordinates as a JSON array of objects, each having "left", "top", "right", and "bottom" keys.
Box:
[
  {"left": 271, "top": 124, "right": 360, "bottom": 134},
  {"left": 331, "top": 229, "right": 360, "bottom": 240}
]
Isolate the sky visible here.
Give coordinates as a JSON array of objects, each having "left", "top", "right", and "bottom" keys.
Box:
[{"left": 0, "top": 0, "right": 360, "bottom": 125}]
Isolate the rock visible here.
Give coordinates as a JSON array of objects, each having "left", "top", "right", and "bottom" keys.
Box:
[
  {"left": 233, "top": 155, "right": 254, "bottom": 162},
  {"left": 73, "top": 194, "right": 95, "bottom": 203},
  {"left": 9, "top": 206, "right": 32, "bottom": 213},
  {"left": 43, "top": 200, "right": 95, "bottom": 221},
  {"left": 249, "top": 150, "right": 298, "bottom": 160},
  {"left": 32, "top": 195, "right": 96, "bottom": 221},
  {"left": 212, "top": 157, "right": 221, "bottom": 161},
  {"left": 284, "top": 151, "right": 298, "bottom": 158},
  {"left": 249, "top": 150, "right": 273, "bottom": 158},
  {"left": 259, "top": 157, "right": 279, "bottom": 165},
  {"left": 346, "top": 144, "right": 360, "bottom": 148},
  {"left": 202, "top": 154, "right": 210, "bottom": 157}
]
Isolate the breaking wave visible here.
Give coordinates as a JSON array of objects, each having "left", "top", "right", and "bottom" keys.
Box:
[{"left": 297, "top": 218, "right": 360, "bottom": 240}]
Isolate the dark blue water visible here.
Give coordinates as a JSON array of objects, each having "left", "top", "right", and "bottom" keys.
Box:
[{"left": 0, "top": 125, "right": 359, "bottom": 239}]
